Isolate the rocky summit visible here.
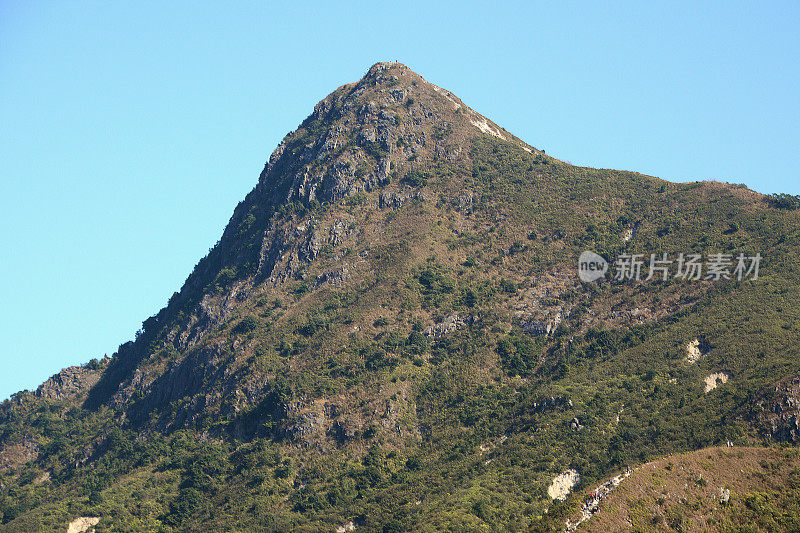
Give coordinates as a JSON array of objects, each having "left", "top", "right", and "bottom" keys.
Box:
[{"left": 1, "top": 62, "right": 799, "bottom": 532}]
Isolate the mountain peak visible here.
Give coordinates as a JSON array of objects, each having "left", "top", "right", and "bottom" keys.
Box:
[
  {"left": 257, "top": 62, "right": 538, "bottom": 207},
  {"left": 364, "top": 60, "right": 411, "bottom": 77}
]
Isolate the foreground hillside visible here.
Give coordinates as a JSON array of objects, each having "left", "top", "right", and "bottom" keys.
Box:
[
  {"left": 0, "top": 63, "right": 799, "bottom": 532},
  {"left": 568, "top": 446, "right": 800, "bottom": 532}
]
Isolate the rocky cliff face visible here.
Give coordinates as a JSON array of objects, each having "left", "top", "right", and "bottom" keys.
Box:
[
  {"left": 35, "top": 365, "right": 102, "bottom": 402},
  {"left": 754, "top": 374, "right": 800, "bottom": 442}
]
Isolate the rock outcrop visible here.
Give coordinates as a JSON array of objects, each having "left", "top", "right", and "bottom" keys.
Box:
[
  {"left": 754, "top": 375, "right": 800, "bottom": 442},
  {"left": 35, "top": 365, "right": 101, "bottom": 402}
]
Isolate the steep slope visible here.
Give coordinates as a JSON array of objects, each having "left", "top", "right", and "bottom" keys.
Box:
[{"left": 0, "top": 62, "right": 799, "bottom": 532}]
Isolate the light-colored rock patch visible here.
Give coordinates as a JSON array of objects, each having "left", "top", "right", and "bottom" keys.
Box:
[
  {"left": 335, "top": 521, "right": 356, "bottom": 533},
  {"left": 704, "top": 372, "right": 729, "bottom": 393},
  {"left": 622, "top": 228, "right": 634, "bottom": 242},
  {"left": 548, "top": 469, "right": 580, "bottom": 501},
  {"left": 67, "top": 517, "right": 100, "bottom": 533},
  {"left": 479, "top": 434, "right": 508, "bottom": 454},
  {"left": 444, "top": 93, "right": 461, "bottom": 110},
  {"left": 470, "top": 117, "right": 506, "bottom": 140},
  {"left": 686, "top": 338, "right": 703, "bottom": 364}
]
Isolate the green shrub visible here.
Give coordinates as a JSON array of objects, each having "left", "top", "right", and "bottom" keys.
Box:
[
  {"left": 496, "top": 334, "right": 541, "bottom": 376},
  {"left": 415, "top": 265, "right": 455, "bottom": 308},
  {"left": 499, "top": 278, "right": 517, "bottom": 294},
  {"left": 461, "top": 288, "right": 478, "bottom": 308},
  {"left": 215, "top": 268, "right": 237, "bottom": 288},
  {"left": 233, "top": 315, "right": 259, "bottom": 334},
  {"left": 767, "top": 193, "right": 800, "bottom": 210},
  {"left": 403, "top": 170, "right": 429, "bottom": 187}
]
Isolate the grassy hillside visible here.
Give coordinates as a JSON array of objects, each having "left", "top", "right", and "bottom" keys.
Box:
[{"left": 572, "top": 446, "right": 800, "bottom": 532}]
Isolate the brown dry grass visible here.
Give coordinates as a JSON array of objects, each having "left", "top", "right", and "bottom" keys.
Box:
[{"left": 576, "top": 446, "right": 800, "bottom": 532}]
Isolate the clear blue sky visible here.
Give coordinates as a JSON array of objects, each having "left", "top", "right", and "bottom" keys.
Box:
[{"left": 1, "top": 1, "right": 798, "bottom": 400}]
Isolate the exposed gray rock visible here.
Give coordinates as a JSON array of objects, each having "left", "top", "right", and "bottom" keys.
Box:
[
  {"left": 531, "top": 396, "right": 572, "bottom": 414},
  {"left": 328, "top": 219, "right": 359, "bottom": 245},
  {"left": 35, "top": 365, "right": 101, "bottom": 401},
  {"left": 424, "top": 313, "right": 466, "bottom": 339},
  {"left": 314, "top": 264, "right": 351, "bottom": 288},
  {"left": 522, "top": 319, "right": 547, "bottom": 336},
  {"left": 298, "top": 229, "right": 323, "bottom": 262},
  {"left": 364, "top": 171, "right": 390, "bottom": 192},
  {"left": 379, "top": 188, "right": 426, "bottom": 209},
  {"left": 288, "top": 412, "right": 323, "bottom": 440},
  {"left": 331, "top": 419, "right": 360, "bottom": 444},
  {"left": 322, "top": 157, "right": 359, "bottom": 202},
  {"left": 359, "top": 127, "right": 377, "bottom": 144},
  {"left": 754, "top": 375, "right": 800, "bottom": 442},
  {"left": 456, "top": 191, "right": 473, "bottom": 214}
]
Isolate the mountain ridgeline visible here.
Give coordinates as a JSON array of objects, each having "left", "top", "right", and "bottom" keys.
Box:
[{"left": 1, "top": 63, "right": 799, "bottom": 532}]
